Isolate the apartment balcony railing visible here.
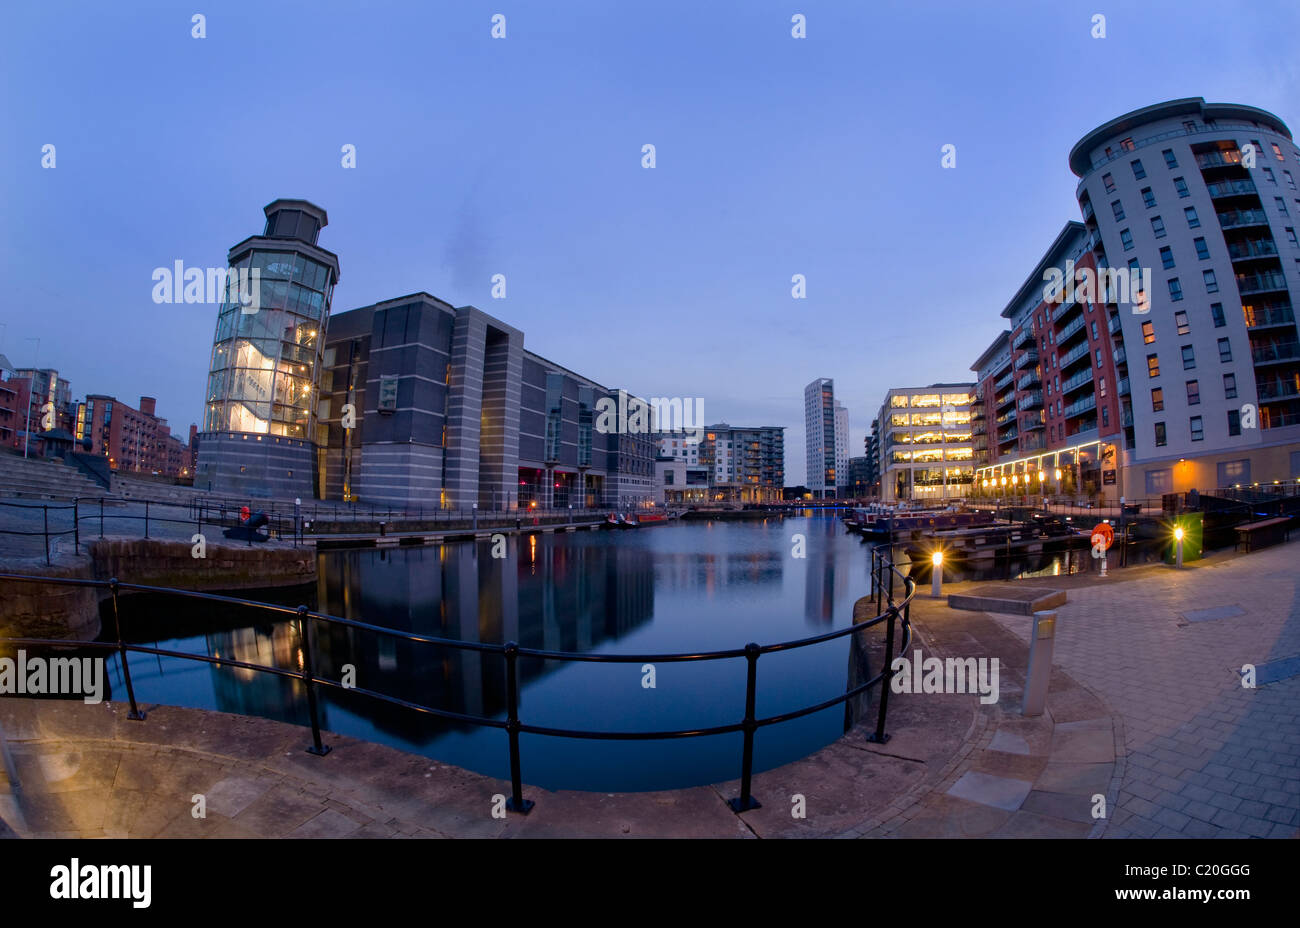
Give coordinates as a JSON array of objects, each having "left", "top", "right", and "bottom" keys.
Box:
[
  {"left": 1057, "top": 315, "right": 1087, "bottom": 345},
  {"left": 1020, "top": 416, "right": 1045, "bottom": 431},
  {"left": 1114, "top": 345, "right": 1127, "bottom": 366},
  {"left": 995, "top": 409, "right": 1017, "bottom": 426},
  {"left": 1063, "top": 394, "right": 1097, "bottom": 418},
  {"left": 1237, "top": 272, "right": 1290, "bottom": 295},
  {"left": 1120, "top": 405, "right": 1134, "bottom": 427},
  {"left": 1206, "top": 179, "right": 1258, "bottom": 199},
  {"left": 1061, "top": 367, "right": 1095, "bottom": 395},
  {"left": 1108, "top": 313, "right": 1123, "bottom": 335},
  {"left": 994, "top": 370, "right": 1015, "bottom": 391},
  {"left": 1228, "top": 239, "right": 1279, "bottom": 261},
  {"left": 1258, "top": 381, "right": 1300, "bottom": 401},
  {"left": 1050, "top": 298, "right": 1083, "bottom": 324},
  {"left": 1118, "top": 376, "right": 1130, "bottom": 395},
  {"left": 1013, "top": 326, "right": 1036, "bottom": 349},
  {"left": 971, "top": 424, "right": 987, "bottom": 437},
  {"left": 1252, "top": 341, "right": 1300, "bottom": 364},
  {"left": 1014, "top": 350, "right": 1039, "bottom": 370},
  {"left": 1243, "top": 305, "right": 1296, "bottom": 328},
  {"left": 1083, "top": 120, "right": 1234, "bottom": 172},
  {"left": 1016, "top": 371, "right": 1040, "bottom": 391},
  {"left": 996, "top": 391, "right": 1016, "bottom": 410},
  {"left": 1060, "top": 341, "right": 1092, "bottom": 370},
  {"left": 997, "top": 427, "right": 1018, "bottom": 444},
  {"left": 1020, "top": 434, "right": 1046, "bottom": 451},
  {"left": 1218, "top": 209, "right": 1269, "bottom": 230},
  {"left": 1017, "top": 391, "right": 1044, "bottom": 410},
  {"left": 1195, "top": 149, "right": 1243, "bottom": 169}
]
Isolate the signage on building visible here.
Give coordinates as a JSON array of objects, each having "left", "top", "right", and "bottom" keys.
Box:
[
  {"left": 378, "top": 376, "right": 398, "bottom": 414},
  {"left": 1103, "top": 469, "right": 1116, "bottom": 485}
]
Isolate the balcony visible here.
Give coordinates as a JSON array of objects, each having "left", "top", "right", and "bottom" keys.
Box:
[
  {"left": 1018, "top": 391, "right": 1043, "bottom": 410},
  {"left": 1258, "top": 380, "right": 1300, "bottom": 401},
  {"left": 1243, "top": 304, "right": 1296, "bottom": 329},
  {"left": 997, "top": 427, "right": 1018, "bottom": 444},
  {"left": 1218, "top": 209, "right": 1269, "bottom": 230},
  {"left": 1206, "top": 179, "right": 1258, "bottom": 199},
  {"left": 1017, "top": 370, "right": 1040, "bottom": 391},
  {"left": 1228, "top": 239, "right": 1279, "bottom": 261},
  {"left": 994, "top": 370, "right": 1015, "bottom": 391},
  {"left": 1014, "top": 350, "right": 1039, "bottom": 371},
  {"left": 1237, "top": 272, "right": 1290, "bottom": 295},
  {"left": 1060, "top": 367, "right": 1095, "bottom": 395},
  {"left": 1195, "top": 149, "right": 1243, "bottom": 169},
  {"left": 1063, "top": 394, "right": 1097, "bottom": 418},
  {"left": 1120, "top": 405, "right": 1133, "bottom": 427},
  {"left": 1020, "top": 434, "right": 1046, "bottom": 452},
  {"left": 1021, "top": 416, "right": 1045, "bottom": 432},
  {"left": 1013, "top": 326, "right": 1036, "bottom": 349},
  {"left": 1118, "top": 376, "right": 1130, "bottom": 395},
  {"left": 971, "top": 424, "right": 987, "bottom": 437},
  {"left": 1057, "top": 314, "right": 1087, "bottom": 346},
  {"left": 1059, "top": 341, "right": 1092, "bottom": 371},
  {"left": 996, "top": 391, "right": 1016, "bottom": 411},
  {"left": 1108, "top": 313, "right": 1123, "bottom": 335},
  {"left": 1114, "top": 345, "right": 1127, "bottom": 366},
  {"left": 1081, "top": 199, "right": 1095, "bottom": 221},
  {"left": 1051, "top": 298, "right": 1084, "bottom": 324},
  {"left": 995, "top": 409, "right": 1017, "bottom": 426},
  {"left": 1252, "top": 341, "right": 1300, "bottom": 365}
]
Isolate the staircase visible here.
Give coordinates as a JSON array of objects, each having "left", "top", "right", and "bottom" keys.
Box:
[{"left": 0, "top": 453, "right": 109, "bottom": 501}]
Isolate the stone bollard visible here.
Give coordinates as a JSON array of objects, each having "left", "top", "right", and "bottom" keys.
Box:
[{"left": 1022, "top": 610, "right": 1056, "bottom": 717}]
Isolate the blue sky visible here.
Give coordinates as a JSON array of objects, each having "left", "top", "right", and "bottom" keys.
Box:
[{"left": 3, "top": 0, "right": 1297, "bottom": 483}]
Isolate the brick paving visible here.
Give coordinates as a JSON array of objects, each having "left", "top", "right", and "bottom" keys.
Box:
[{"left": 981, "top": 540, "right": 1300, "bottom": 838}]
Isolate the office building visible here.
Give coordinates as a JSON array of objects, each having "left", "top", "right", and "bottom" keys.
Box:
[{"left": 874, "top": 384, "right": 976, "bottom": 502}]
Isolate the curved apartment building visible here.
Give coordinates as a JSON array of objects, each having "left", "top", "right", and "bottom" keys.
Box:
[{"left": 974, "top": 99, "right": 1300, "bottom": 500}]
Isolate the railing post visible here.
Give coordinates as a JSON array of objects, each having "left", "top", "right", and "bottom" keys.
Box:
[
  {"left": 867, "top": 601, "right": 898, "bottom": 745},
  {"left": 298, "top": 605, "right": 330, "bottom": 756},
  {"left": 503, "top": 642, "right": 533, "bottom": 813},
  {"left": 728, "top": 642, "right": 762, "bottom": 812},
  {"left": 144, "top": 501, "right": 149, "bottom": 539},
  {"left": 110, "top": 578, "right": 145, "bottom": 720},
  {"left": 100, "top": 497, "right": 104, "bottom": 538},
  {"left": 74, "top": 497, "right": 79, "bottom": 555},
  {"left": 43, "top": 506, "right": 50, "bottom": 565}
]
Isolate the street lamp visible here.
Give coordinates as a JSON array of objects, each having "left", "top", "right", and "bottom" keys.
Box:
[
  {"left": 1173, "top": 525, "right": 1185, "bottom": 568},
  {"left": 931, "top": 549, "right": 944, "bottom": 598}
]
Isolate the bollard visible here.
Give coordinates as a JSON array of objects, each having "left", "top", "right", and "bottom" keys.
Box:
[
  {"left": 1021, "top": 610, "right": 1056, "bottom": 717},
  {"left": 1174, "top": 525, "right": 1185, "bottom": 568},
  {"left": 930, "top": 550, "right": 943, "bottom": 599}
]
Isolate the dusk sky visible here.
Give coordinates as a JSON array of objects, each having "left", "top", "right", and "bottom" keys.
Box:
[{"left": 3, "top": 0, "right": 1297, "bottom": 484}]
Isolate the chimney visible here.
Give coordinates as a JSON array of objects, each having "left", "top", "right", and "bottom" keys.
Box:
[{"left": 139, "top": 396, "right": 156, "bottom": 417}]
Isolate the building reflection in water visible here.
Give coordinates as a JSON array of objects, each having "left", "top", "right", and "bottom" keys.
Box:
[{"left": 203, "top": 535, "right": 656, "bottom": 747}]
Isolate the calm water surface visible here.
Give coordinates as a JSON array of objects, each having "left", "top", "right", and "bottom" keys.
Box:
[{"left": 100, "top": 513, "right": 885, "bottom": 791}]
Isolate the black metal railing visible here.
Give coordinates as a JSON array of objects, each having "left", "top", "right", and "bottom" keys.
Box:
[{"left": 0, "top": 554, "right": 915, "bottom": 815}]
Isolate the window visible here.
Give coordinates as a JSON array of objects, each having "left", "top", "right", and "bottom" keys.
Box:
[
  {"left": 1218, "top": 459, "right": 1250, "bottom": 486},
  {"left": 1185, "top": 206, "right": 1200, "bottom": 228},
  {"left": 1287, "top": 227, "right": 1298, "bottom": 246},
  {"left": 1274, "top": 142, "right": 1286, "bottom": 161},
  {"left": 1277, "top": 197, "right": 1289, "bottom": 216},
  {"left": 1127, "top": 257, "right": 1140, "bottom": 272},
  {"left": 1091, "top": 321, "right": 1099, "bottom": 339},
  {"left": 1160, "top": 246, "right": 1175, "bottom": 269},
  {"left": 1183, "top": 121, "right": 1196, "bottom": 132},
  {"left": 1151, "top": 216, "right": 1166, "bottom": 238},
  {"left": 1102, "top": 173, "right": 1116, "bottom": 194},
  {"left": 1151, "top": 387, "right": 1164, "bottom": 411},
  {"left": 1181, "top": 344, "right": 1195, "bottom": 369},
  {"left": 1287, "top": 170, "right": 1297, "bottom": 190},
  {"left": 1147, "top": 353, "right": 1160, "bottom": 378},
  {"left": 1096, "top": 348, "right": 1103, "bottom": 367},
  {"left": 1203, "top": 269, "right": 1218, "bottom": 293},
  {"left": 1174, "top": 177, "right": 1190, "bottom": 198},
  {"left": 1194, "top": 237, "right": 1210, "bottom": 260},
  {"left": 1120, "top": 228, "right": 1134, "bottom": 251},
  {"left": 1102, "top": 406, "right": 1109, "bottom": 427},
  {"left": 1223, "top": 372, "right": 1237, "bottom": 399},
  {"left": 1186, "top": 380, "right": 1200, "bottom": 405},
  {"left": 1227, "top": 410, "right": 1241, "bottom": 436},
  {"left": 1146, "top": 467, "right": 1172, "bottom": 494},
  {"left": 1163, "top": 148, "right": 1178, "bottom": 169},
  {"left": 1175, "top": 311, "right": 1190, "bottom": 335},
  {"left": 1263, "top": 167, "right": 1276, "bottom": 185},
  {"left": 1190, "top": 416, "right": 1204, "bottom": 441},
  {"left": 1131, "top": 159, "right": 1146, "bottom": 179},
  {"left": 1142, "top": 187, "right": 1157, "bottom": 208},
  {"left": 1211, "top": 303, "right": 1226, "bottom": 327},
  {"left": 1111, "top": 200, "right": 1125, "bottom": 221},
  {"left": 1099, "top": 376, "right": 1107, "bottom": 396},
  {"left": 1142, "top": 321, "right": 1156, "bottom": 344},
  {"left": 1154, "top": 422, "right": 1167, "bottom": 447},
  {"left": 1121, "top": 138, "right": 1136, "bottom": 152},
  {"left": 1168, "top": 277, "right": 1183, "bottom": 301},
  {"left": 1218, "top": 338, "right": 1232, "bottom": 362}
]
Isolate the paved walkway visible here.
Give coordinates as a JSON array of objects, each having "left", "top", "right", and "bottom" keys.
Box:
[{"left": 976, "top": 540, "right": 1300, "bottom": 838}]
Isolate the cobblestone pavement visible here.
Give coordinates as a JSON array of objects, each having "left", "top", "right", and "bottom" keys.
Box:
[{"left": 983, "top": 541, "right": 1300, "bottom": 838}]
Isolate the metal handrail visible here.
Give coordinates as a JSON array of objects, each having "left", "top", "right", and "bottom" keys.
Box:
[{"left": 0, "top": 555, "right": 915, "bottom": 815}]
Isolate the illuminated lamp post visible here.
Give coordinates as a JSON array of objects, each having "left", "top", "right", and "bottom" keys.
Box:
[
  {"left": 1173, "top": 525, "right": 1185, "bottom": 569},
  {"left": 931, "top": 550, "right": 944, "bottom": 598}
]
